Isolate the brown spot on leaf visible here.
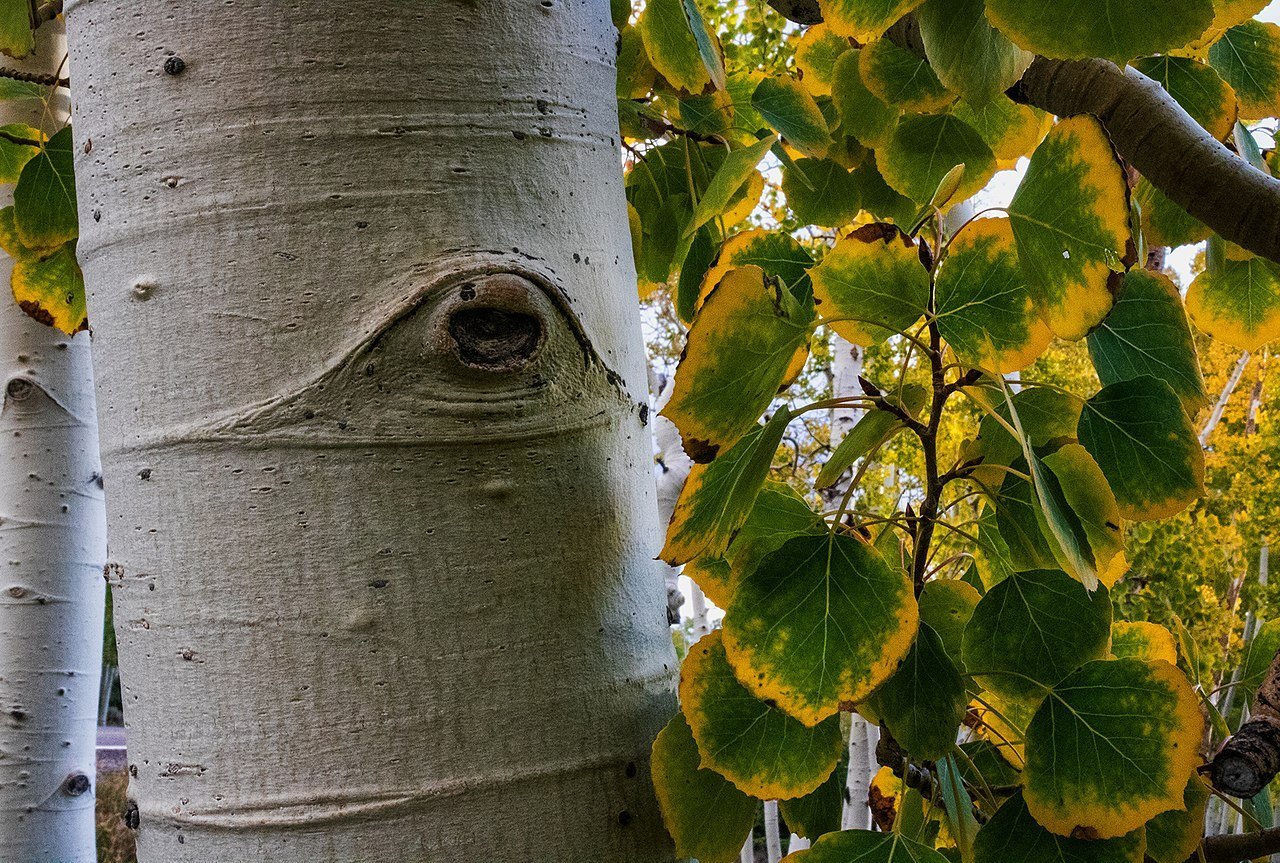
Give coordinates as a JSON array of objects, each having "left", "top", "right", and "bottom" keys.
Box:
[{"left": 683, "top": 437, "right": 719, "bottom": 463}]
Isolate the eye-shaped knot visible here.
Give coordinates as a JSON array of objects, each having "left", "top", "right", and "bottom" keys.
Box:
[{"left": 432, "top": 273, "right": 550, "bottom": 373}]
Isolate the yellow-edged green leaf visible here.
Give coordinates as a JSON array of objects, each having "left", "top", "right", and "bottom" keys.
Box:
[
  {"left": 661, "top": 410, "right": 790, "bottom": 565},
  {"left": 687, "top": 134, "right": 778, "bottom": 238},
  {"left": 831, "top": 49, "right": 900, "bottom": 149},
  {"left": 796, "top": 828, "right": 952, "bottom": 862},
  {"left": 0, "top": 0, "right": 32, "bottom": 59},
  {"left": 681, "top": 630, "right": 842, "bottom": 799},
  {"left": 652, "top": 712, "right": 758, "bottom": 863},
  {"left": 919, "top": 579, "right": 980, "bottom": 668},
  {"left": 1087, "top": 270, "right": 1208, "bottom": 414},
  {"left": 817, "top": 0, "right": 929, "bottom": 42},
  {"left": 722, "top": 532, "right": 918, "bottom": 726},
  {"left": 639, "top": 0, "right": 725, "bottom": 94},
  {"left": 618, "top": 26, "right": 657, "bottom": 99},
  {"left": 963, "top": 568, "right": 1112, "bottom": 703},
  {"left": 869, "top": 625, "right": 967, "bottom": 760},
  {"left": 810, "top": 223, "right": 929, "bottom": 345},
  {"left": 782, "top": 156, "right": 862, "bottom": 227},
  {"left": 0, "top": 205, "right": 31, "bottom": 260},
  {"left": 1040, "top": 443, "right": 1129, "bottom": 589},
  {"left": 972, "top": 386, "right": 1083, "bottom": 489},
  {"left": 1134, "top": 177, "right": 1210, "bottom": 248},
  {"left": 880, "top": 113, "right": 995, "bottom": 205},
  {"left": 973, "top": 688, "right": 1033, "bottom": 767},
  {"left": 699, "top": 229, "right": 815, "bottom": 308},
  {"left": 973, "top": 791, "right": 1146, "bottom": 863},
  {"left": 917, "top": 0, "right": 1033, "bottom": 106},
  {"left": 12, "top": 242, "right": 87, "bottom": 335},
  {"left": 727, "top": 482, "right": 828, "bottom": 580},
  {"left": 817, "top": 384, "right": 928, "bottom": 489},
  {"left": 985, "top": 0, "right": 1213, "bottom": 62},
  {"left": 686, "top": 557, "right": 734, "bottom": 607},
  {"left": 1186, "top": 254, "right": 1280, "bottom": 350},
  {"left": 663, "top": 266, "right": 812, "bottom": 461},
  {"left": 1210, "top": 20, "right": 1280, "bottom": 119},
  {"left": 1144, "top": 776, "right": 1210, "bottom": 863},
  {"left": 13, "top": 126, "right": 78, "bottom": 252},
  {"left": 0, "top": 123, "right": 39, "bottom": 184},
  {"left": 796, "top": 24, "right": 852, "bottom": 97},
  {"left": 859, "top": 38, "right": 954, "bottom": 113},
  {"left": 1008, "top": 116, "right": 1130, "bottom": 340},
  {"left": 953, "top": 98, "right": 1050, "bottom": 168},
  {"left": 678, "top": 90, "right": 736, "bottom": 138},
  {"left": 1077, "top": 377, "right": 1204, "bottom": 521},
  {"left": 1110, "top": 621, "right": 1179, "bottom": 664},
  {"left": 1132, "top": 55, "right": 1237, "bottom": 141},
  {"left": 936, "top": 217, "right": 1052, "bottom": 374},
  {"left": 1193, "top": 0, "right": 1270, "bottom": 49},
  {"left": 779, "top": 757, "right": 846, "bottom": 840},
  {"left": 1022, "top": 658, "right": 1203, "bottom": 839},
  {"left": 753, "top": 76, "right": 833, "bottom": 158}
]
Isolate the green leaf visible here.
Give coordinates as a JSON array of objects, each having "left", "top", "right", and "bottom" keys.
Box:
[
  {"left": 830, "top": 49, "right": 900, "bottom": 149},
  {"left": 782, "top": 156, "right": 862, "bottom": 227},
  {"left": 953, "top": 98, "right": 1050, "bottom": 167},
  {"left": 936, "top": 218, "right": 1052, "bottom": 374},
  {"left": 638, "top": 0, "right": 725, "bottom": 94},
  {"left": 971, "top": 386, "right": 1083, "bottom": 490},
  {"left": 796, "top": 24, "right": 853, "bottom": 97},
  {"left": 722, "top": 532, "right": 918, "bottom": 726},
  {"left": 618, "top": 26, "right": 657, "bottom": 99},
  {"left": 1040, "top": 443, "right": 1129, "bottom": 589},
  {"left": 963, "top": 568, "right": 1112, "bottom": 703},
  {"left": 956, "top": 739, "right": 1021, "bottom": 789},
  {"left": 919, "top": 579, "right": 980, "bottom": 668},
  {"left": 1186, "top": 254, "right": 1280, "bottom": 351},
  {"left": 1236, "top": 618, "right": 1280, "bottom": 707},
  {"left": 849, "top": 156, "right": 916, "bottom": 226},
  {"left": 990, "top": 459, "right": 1059, "bottom": 572},
  {"left": 779, "top": 755, "right": 846, "bottom": 840},
  {"left": 13, "top": 126, "right": 78, "bottom": 252},
  {"left": 937, "top": 755, "right": 980, "bottom": 863},
  {"left": 1087, "top": 270, "right": 1208, "bottom": 414},
  {"left": 0, "top": 123, "right": 39, "bottom": 184},
  {"left": 1007, "top": 116, "right": 1130, "bottom": 341},
  {"left": 817, "top": 384, "right": 927, "bottom": 490},
  {"left": 0, "top": 0, "right": 33, "bottom": 59},
  {"left": 652, "top": 712, "right": 758, "bottom": 863},
  {"left": 984, "top": 0, "right": 1214, "bottom": 63},
  {"left": 1210, "top": 20, "right": 1280, "bottom": 120},
  {"left": 1133, "top": 177, "right": 1210, "bottom": 249},
  {"left": 1077, "top": 377, "right": 1204, "bottom": 521},
  {"left": 661, "top": 411, "right": 790, "bottom": 565},
  {"left": 797, "top": 829, "right": 952, "bottom": 862},
  {"left": 859, "top": 38, "right": 954, "bottom": 113},
  {"left": 1110, "top": 621, "right": 1179, "bottom": 665},
  {"left": 879, "top": 114, "right": 995, "bottom": 206},
  {"left": 662, "top": 265, "right": 812, "bottom": 461},
  {"left": 1144, "top": 777, "right": 1210, "bottom": 863},
  {"left": 753, "top": 76, "right": 833, "bottom": 158},
  {"left": 810, "top": 223, "right": 928, "bottom": 345},
  {"left": 869, "top": 625, "right": 967, "bottom": 760},
  {"left": 727, "top": 483, "right": 828, "bottom": 577},
  {"left": 973, "top": 791, "right": 1146, "bottom": 863},
  {"left": 1022, "top": 658, "right": 1203, "bottom": 838},
  {"left": 12, "top": 242, "right": 87, "bottom": 335},
  {"left": 681, "top": 630, "right": 842, "bottom": 799},
  {"left": 677, "top": 227, "right": 717, "bottom": 322},
  {"left": 686, "top": 134, "right": 778, "bottom": 238},
  {"left": 817, "top": 0, "right": 929, "bottom": 42},
  {"left": 1132, "top": 55, "right": 1238, "bottom": 141},
  {"left": 698, "top": 229, "right": 815, "bottom": 310},
  {"left": 917, "top": 0, "right": 1033, "bottom": 107}
]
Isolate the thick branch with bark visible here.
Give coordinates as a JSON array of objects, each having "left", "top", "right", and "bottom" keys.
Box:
[
  {"left": 1200, "top": 826, "right": 1280, "bottom": 863},
  {"left": 1010, "top": 58, "right": 1280, "bottom": 263},
  {"left": 1208, "top": 647, "right": 1280, "bottom": 798}
]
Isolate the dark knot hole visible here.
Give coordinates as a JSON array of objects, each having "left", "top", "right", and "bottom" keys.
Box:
[{"left": 447, "top": 307, "right": 544, "bottom": 371}]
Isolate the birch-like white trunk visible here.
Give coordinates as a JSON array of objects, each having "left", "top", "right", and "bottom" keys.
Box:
[
  {"left": 66, "top": 2, "right": 676, "bottom": 860},
  {"left": 0, "top": 21, "right": 106, "bottom": 863}
]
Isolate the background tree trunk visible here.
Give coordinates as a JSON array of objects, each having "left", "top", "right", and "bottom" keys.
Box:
[
  {"left": 65, "top": 1, "right": 676, "bottom": 860},
  {"left": 0, "top": 20, "right": 106, "bottom": 863}
]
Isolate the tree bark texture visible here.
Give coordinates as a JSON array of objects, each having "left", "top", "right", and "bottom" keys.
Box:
[
  {"left": 65, "top": 1, "right": 676, "bottom": 860},
  {"left": 1210, "top": 647, "right": 1280, "bottom": 799},
  {"left": 0, "top": 21, "right": 106, "bottom": 863}
]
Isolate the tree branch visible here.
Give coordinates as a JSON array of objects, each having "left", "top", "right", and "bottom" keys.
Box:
[
  {"left": 0, "top": 65, "right": 66, "bottom": 89},
  {"left": 1207, "top": 646, "right": 1280, "bottom": 798},
  {"left": 1010, "top": 57, "right": 1280, "bottom": 262},
  {"left": 1200, "top": 825, "right": 1280, "bottom": 863}
]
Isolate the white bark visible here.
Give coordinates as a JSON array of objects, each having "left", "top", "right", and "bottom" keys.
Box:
[
  {"left": 788, "top": 834, "right": 811, "bottom": 852},
  {"left": 66, "top": 2, "right": 676, "bottom": 860},
  {"left": 764, "top": 799, "right": 783, "bottom": 862},
  {"left": 0, "top": 21, "right": 106, "bottom": 863},
  {"left": 1201, "top": 351, "right": 1250, "bottom": 447},
  {"left": 741, "top": 835, "right": 755, "bottom": 863},
  {"left": 843, "top": 717, "right": 877, "bottom": 830},
  {"left": 653, "top": 370, "right": 691, "bottom": 624}
]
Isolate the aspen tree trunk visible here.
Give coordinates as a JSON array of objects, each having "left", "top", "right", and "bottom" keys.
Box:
[
  {"left": 65, "top": 1, "right": 676, "bottom": 860},
  {"left": 0, "top": 21, "right": 106, "bottom": 863}
]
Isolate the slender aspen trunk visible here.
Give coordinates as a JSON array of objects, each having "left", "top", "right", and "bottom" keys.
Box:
[
  {"left": 0, "top": 21, "right": 106, "bottom": 863},
  {"left": 65, "top": 2, "right": 676, "bottom": 860},
  {"left": 1201, "top": 352, "right": 1250, "bottom": 446},
  {"left": 764, "top": 799, "right": 783, "bottom": 862}
]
